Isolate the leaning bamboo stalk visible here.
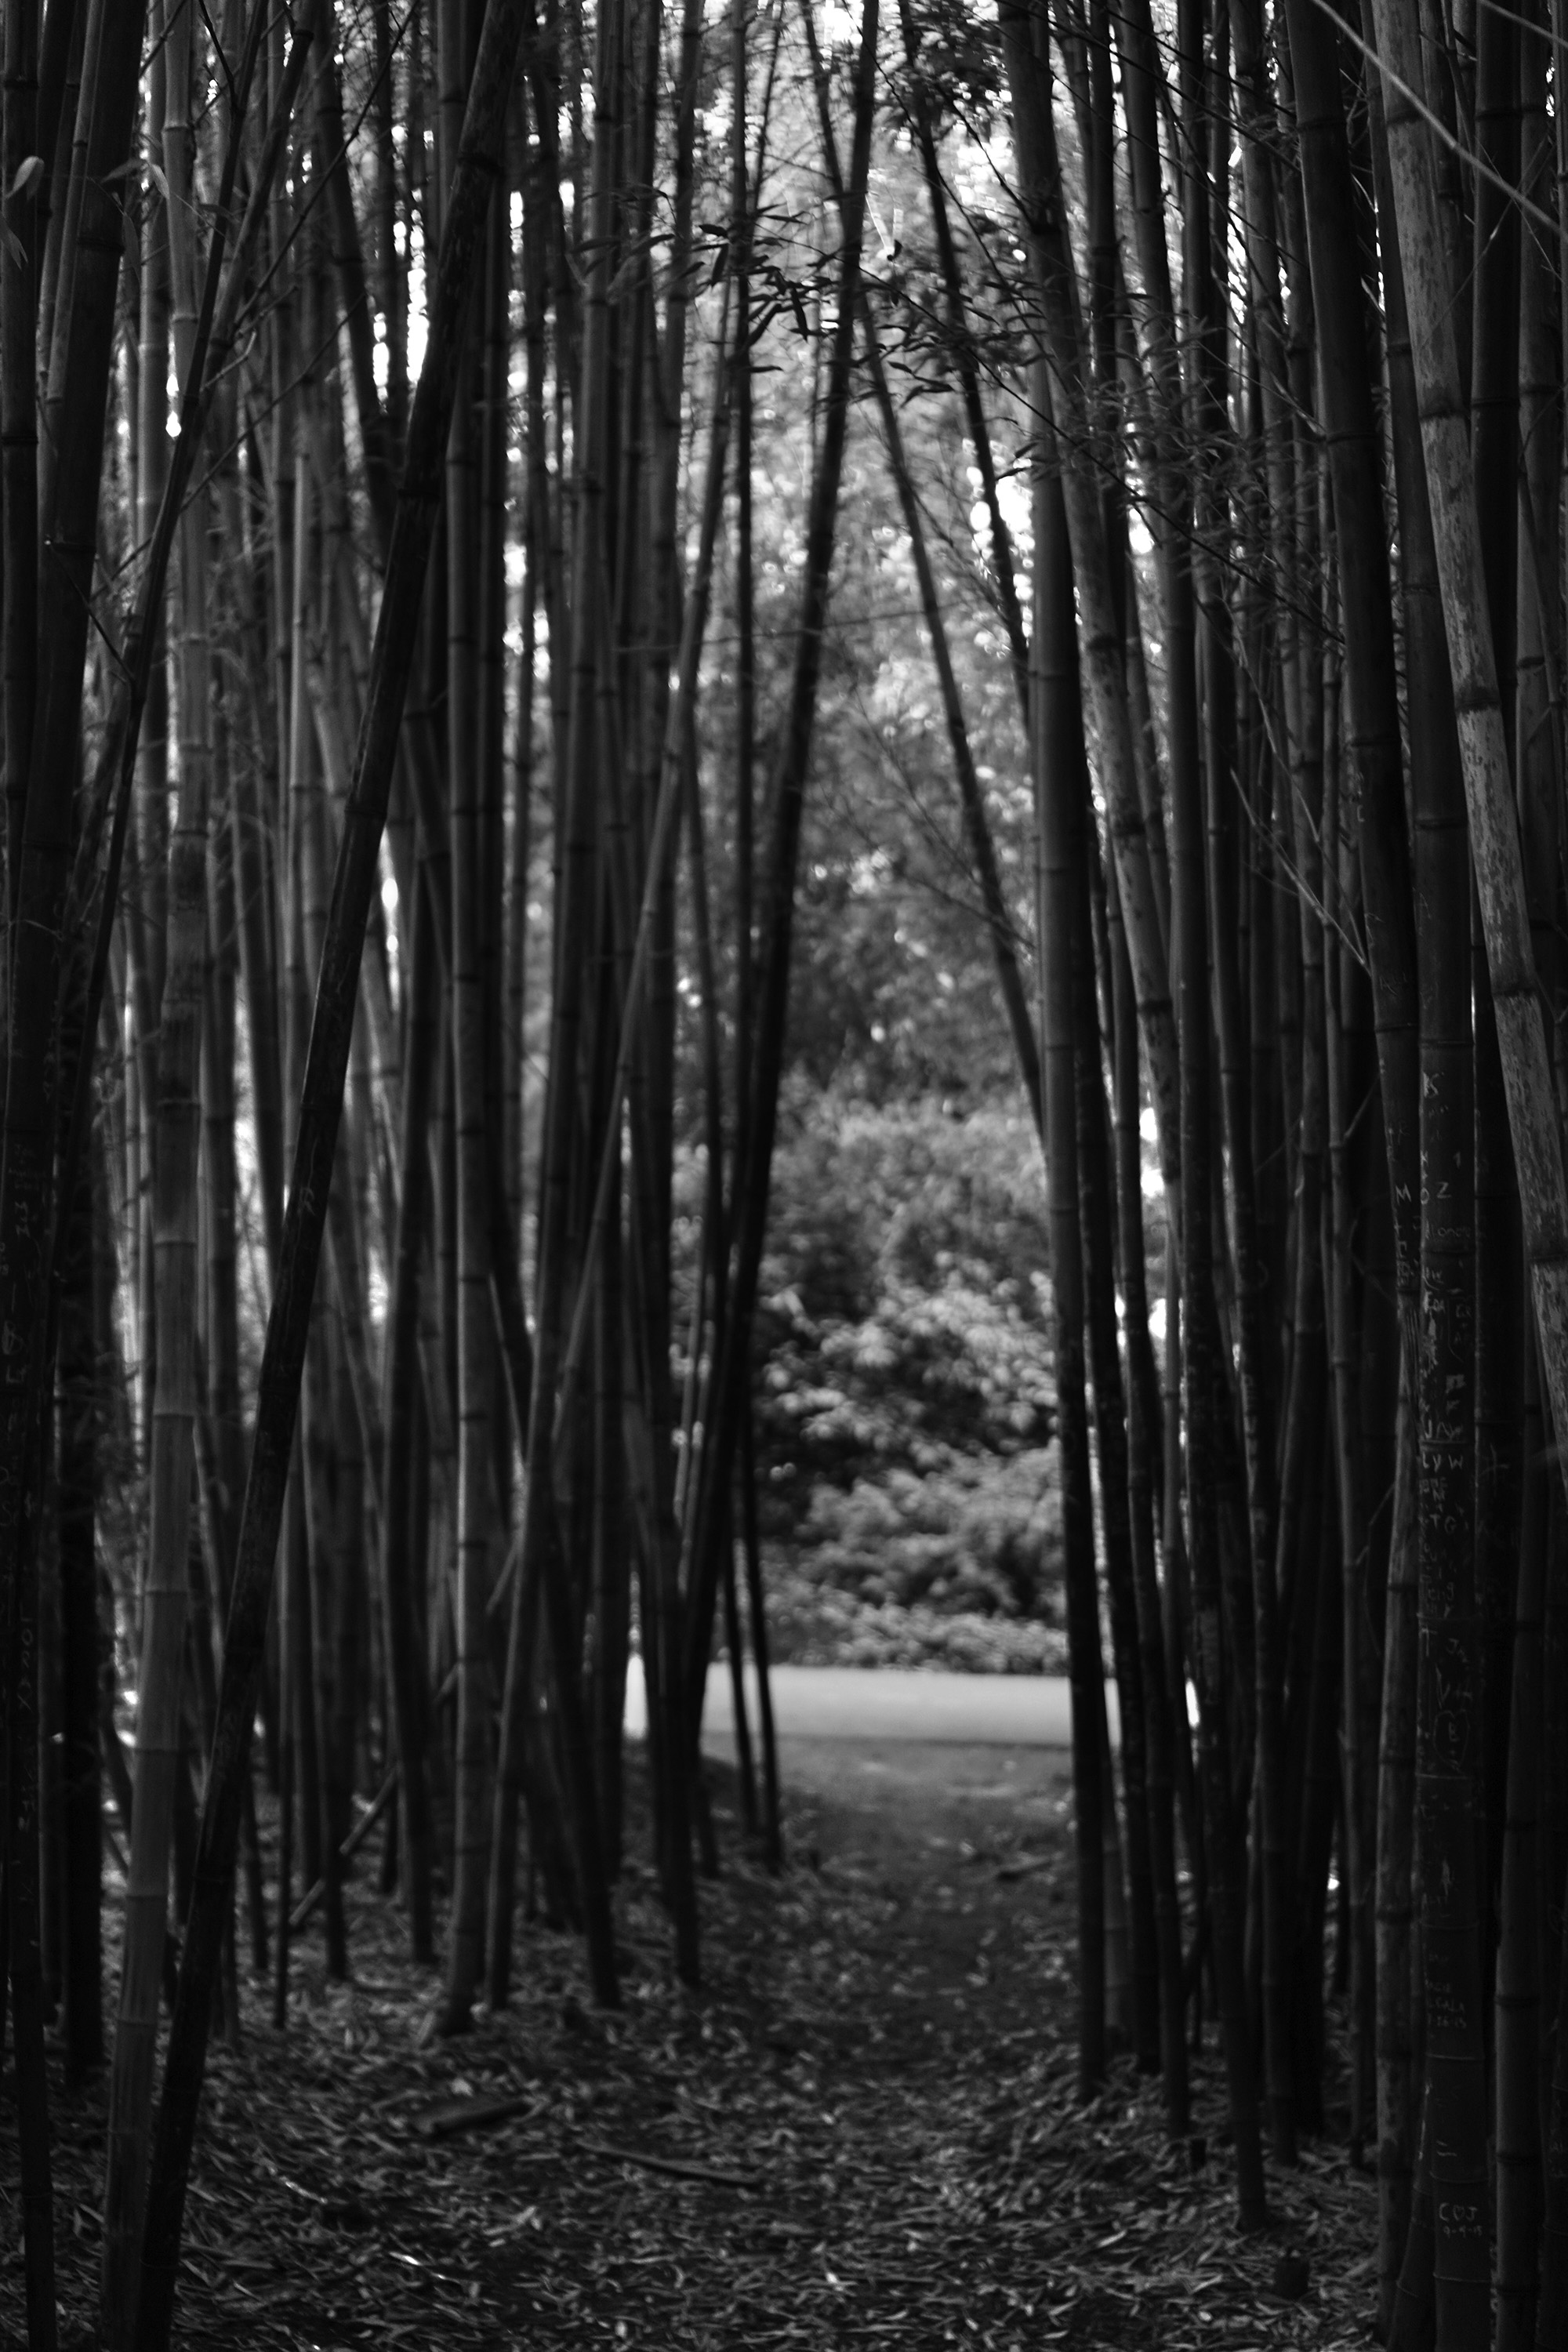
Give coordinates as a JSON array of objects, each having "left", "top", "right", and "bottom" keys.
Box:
[
  {"left": 130, "top": 14, "right": 535, "bottom": 2336},
  {"left": 1034, "top": 437, "right": 1105, "bottom": 2097},
  {"left": 295, "top": 711, "right": 390, "bottom": 1529}
]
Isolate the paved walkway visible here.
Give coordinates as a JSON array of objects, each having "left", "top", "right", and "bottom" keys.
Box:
[{"left": 622, "top": 1660, "right": 1121, "bottom": 1748}]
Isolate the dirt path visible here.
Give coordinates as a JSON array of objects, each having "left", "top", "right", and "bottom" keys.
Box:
[{"left": 6, "top": 1740, "right": 1374, "bottom": 2350}]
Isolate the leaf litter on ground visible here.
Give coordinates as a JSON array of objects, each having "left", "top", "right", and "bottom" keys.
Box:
[{"left": 2, "top": 1745, "right": 1377, "bottom": 2349}]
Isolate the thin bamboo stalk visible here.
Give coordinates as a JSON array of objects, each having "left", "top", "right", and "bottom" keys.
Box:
[{"left": 1033, "top": 435, "right": 1104, "bottom": 2099}]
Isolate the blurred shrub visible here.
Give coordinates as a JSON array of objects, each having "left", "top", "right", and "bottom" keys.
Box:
[
  {"left": 677, "top": 1089, "right": 1065, "bottom": 1671},
  {"left": 752, "top": 1084, "right": 1056, "bottom": 1501},
  {"left": 762, "top": 1565, "right": 1068, "bottom": 1675}
]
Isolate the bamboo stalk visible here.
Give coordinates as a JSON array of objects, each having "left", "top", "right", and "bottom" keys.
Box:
[{"left": 1034, "top": 440, "right": 1104, "bottom": 2098}]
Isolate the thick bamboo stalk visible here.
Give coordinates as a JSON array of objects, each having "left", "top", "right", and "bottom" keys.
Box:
[
  {"left": 1377, "top": 1370, "right": 1420, "bottom": 2326},
  {"left": 1499, "top": 1316, "right": 1546, "bottom": 2350},
  {"left": 1542, "top": 1873, "right": 1568, "bottom": 2344}
]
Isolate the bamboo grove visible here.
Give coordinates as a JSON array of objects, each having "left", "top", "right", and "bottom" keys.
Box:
[{"left": 0, "top": 0, "right": 1565, "bottom": 2334}]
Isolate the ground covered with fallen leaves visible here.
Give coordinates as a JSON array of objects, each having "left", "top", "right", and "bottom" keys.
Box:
[{"left": 5, "top": 1733, "right": 1378, "bottom": 2348}]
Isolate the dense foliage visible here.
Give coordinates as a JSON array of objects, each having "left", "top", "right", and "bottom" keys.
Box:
[{"left": 741, "top": 1091, "right": 1064, "bottom": 1667}]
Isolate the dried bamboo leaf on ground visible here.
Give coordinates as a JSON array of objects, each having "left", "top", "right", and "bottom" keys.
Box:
[{"left": 2, "top": 1748, "right": 1375, "bottom": 2349}]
